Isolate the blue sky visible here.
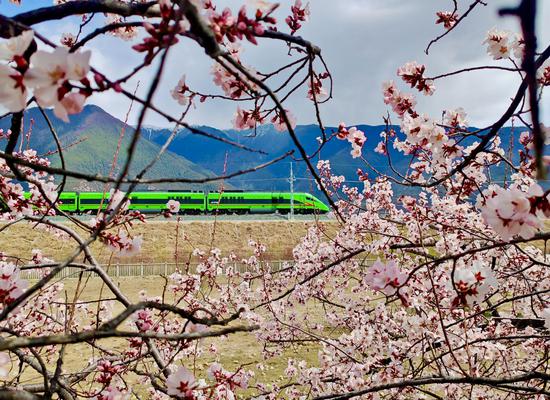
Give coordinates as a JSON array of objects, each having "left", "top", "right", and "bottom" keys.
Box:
[{"left": 1, "top": 0, "right": 549, "bottom": 129}]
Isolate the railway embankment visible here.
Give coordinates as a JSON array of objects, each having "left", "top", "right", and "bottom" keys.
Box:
[{"left": 2, "top": 218, "right": 339, "bottom": 265}]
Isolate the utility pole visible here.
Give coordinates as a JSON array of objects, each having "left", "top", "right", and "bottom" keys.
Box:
[{"left": 289, "top": 162, "right": 295, "bottom": 221}]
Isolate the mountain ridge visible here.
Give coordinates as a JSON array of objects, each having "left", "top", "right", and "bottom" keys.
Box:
[
  {"left": 0, "top": 105, "right": 220, "bottom": 191},
  {"left": 1, "top": 105, "right": 521, "bottom": 195}
]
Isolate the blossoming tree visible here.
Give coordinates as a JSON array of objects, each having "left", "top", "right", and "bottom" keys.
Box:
[{"left": 0, "top": 0, "right": 549, "bottom": 399}]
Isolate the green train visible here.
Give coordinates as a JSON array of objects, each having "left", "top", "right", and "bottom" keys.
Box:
[{"left": 18, "top": 191, "right": 330, "bottom": 215}]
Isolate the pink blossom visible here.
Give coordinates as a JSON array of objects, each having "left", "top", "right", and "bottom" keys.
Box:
[
  {"left": 26, "top": 48, "right": 90, "bottom": 96},
  {"left": 349, "top": 147, "right": 360, "bottom": 158},
  {"left": 0, "top": 261, "right": 28, "bottom": 306},
  {"left": 60, "top": 33, "right": 76, "bottom": 48},
  {"left": 336, "top": 122, "right": 349, "bottom": 139},
  {"left": 31, "top": 249, "right": 43, "bottom": 264},
  {"left": 450, "top": 261, "right": 498, "bottom": 307},
  {"left": 0, "top": 129, "right": 11, "bottom": 139},
  {"left": 348, "top": 127, "right": 365, "bottom": 145},
  {"left": 105, "top": 231, "right": 143, "bottom": 257},
  {"left": 480, "top": 184, "right": 543, "bottom": 240},
  {"left": 30, "top": 181, "right": 57, "bottom": 210},
  {"left": 232, "top": 107, "right": 263, "bottom": 130},
  {"left": 207, "top": 362, "right": 224, "bottom": 380},
  {"left": 211, "top": 62, "right": 257, "bottom": 99},
  {"left": 435, "top": 11, "right": 458, "bottom": 29},
  {"left": 286, "top": 0, "right": 310, "bottom": 34},
  {"left": 364, "top": 259, "right": 408, "bottom": 297},
  {"left": 483, "top": 28, "right": 511, "bottom": 60},
  {"left": 131, "top": 11, "right": 184, "bottom": 62},
  {"left": 382, "top": 80, "right": 416, "bottom": 117},
  {"left": 166, "top": 366, "right": 196, "bottom": 398},
  {"left": 0, "top": 30, "right": 33, "bottom": 62},
  {"left": 271, "top": 109, "right": 297, "bottom": 132},
  {"left": 374, "top": 141, "right": 387, "bottom": 155},
  {"left": 107, "top": 189, "right": 129, "bottom": 213},
  {"left": 443, "top": 107, "right": 467, "bottom": 128},
  {"left": 133, "top": 309, "right": 154, "bottom": 332},
  {"left": 0, "top": 65, "right": 27, "bottom": 112},
  {"left": 209, "top": 8, "right": 236, "bottom": 43},
  {"left": 537, "top": 60, "right": 550, "bottom": 86},
  {"left": 214, "top": 385, "right": 236, "bottom": 400},
  {"left": 397, "top": 61, "right": 435, "bottom": 95},
  {"left": 382, "top": 80, "right": 397, "bottom": 104},
  {"left": 307, "top": 78, "right": 329, "bottom": 102},
  {"left": 510, "top": 33, "right": 525, "bottom": 59},
  {"left": 171, "top": 75, "right": 190, "bottom": 106},
  {"left": 96, "top": 360, "right": 124, "bottom": 385},
  {"left": 209, "top": 6, "right": 271, "bottom": 45},
  {"left": 166, "top": 199, "right": 181, "bottom": 213},
  {"left": 25, "top": 48, "right": 91, "bottom": 120},
  {"left": 105, "top": 15, "right": 138, "bottom": 41},
  {"left": 348, "top": 127, "right": 365, "bottom": 158},
  {"left": 55, "top": 92, "right": 86, "bottom": 122}
]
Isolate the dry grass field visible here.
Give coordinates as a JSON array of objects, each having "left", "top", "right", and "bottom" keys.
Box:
[{"left": 1, "top": 219, "right": 339, "bottom": 265}]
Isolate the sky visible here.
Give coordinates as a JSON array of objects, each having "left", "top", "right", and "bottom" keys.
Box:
[{"left": 1, "top": 0, "right": 549, "bottom": 129}]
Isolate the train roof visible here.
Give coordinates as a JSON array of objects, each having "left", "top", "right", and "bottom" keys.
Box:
[{"left": 53, "top": 191, "right": 320, "bottom": 197}]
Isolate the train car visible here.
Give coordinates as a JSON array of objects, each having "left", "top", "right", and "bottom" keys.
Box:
[
  {"left": 206, "top": 191, "right": 329, "bottom": 214},
  {"left": 23, "top": 191, "right": 79, "bottom": 213},
  {"left": 57, "top": 192, "right": 78, "bottom": 212},
  {"left": 128, "top": 191, "right": 205, "bottom": 214},
  {"left": 272, "top": 192, "right": 330, "bottom": 214},
  {"left": 78, "top": 192, "right": 111, "bottom": 212},
  {"left": 14, "top": 191, "right": 329, "bottom": 215},
  {"left": 77, "top": 191, "right": 205, "bottom": 214},
  {"left": 207, "top": 191, "right": 269, "bottom": 214}
]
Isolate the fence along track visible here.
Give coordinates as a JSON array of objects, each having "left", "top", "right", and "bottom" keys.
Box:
[
  {"left": 22, "top": 258, "right": 376, "bottom": 280},
  {"left": 21, "top": 260, "right": 292, "bottom": 280}
]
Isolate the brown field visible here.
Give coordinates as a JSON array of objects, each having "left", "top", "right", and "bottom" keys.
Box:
[{"left": 1, "top": 219, "right": 339, "bottom": 265}]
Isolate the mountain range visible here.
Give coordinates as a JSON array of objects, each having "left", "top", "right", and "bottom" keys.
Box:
[
  {"left": 0, "top": 105, "right": 216, "bottom": 191},
  {"left": 0, "top": 105, "right": 522, "bottom": 196}
]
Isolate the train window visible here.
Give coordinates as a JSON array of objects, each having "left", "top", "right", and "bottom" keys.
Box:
[{"left": 80, "top": 198, "right": 103, "bottom": 204}]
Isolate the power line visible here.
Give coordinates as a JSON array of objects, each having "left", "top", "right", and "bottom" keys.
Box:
[{"left": 289, "top": 162, "right": 295, "bottom": 220}]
